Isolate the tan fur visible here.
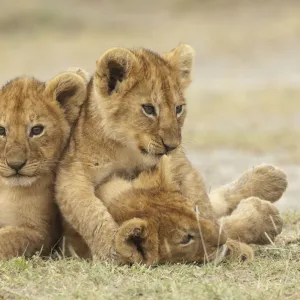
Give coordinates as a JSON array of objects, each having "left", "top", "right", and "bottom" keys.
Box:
[
  {"left": 209, "top": 164, "right": 286, "bottom": 245},
  {"left": 64, "top": 156, "right": 227, "bottom": 265},
  {"left": 56, "top": 45, "right": 213, "bottom": 260},
  {"left": 225, "top": 238, "right": 254, "bottom": 262},
  {"left": 64, "top": 160, "right": 287, "bottom": 264},
  {"left": 0, "top": 73, "right": 86, "bottom": 259},
  {"left": 220, "top": 197, "right": 283, "bottom": 245},
  {"left": 210, "top": 164, "right": 287, "bottom": 218}
]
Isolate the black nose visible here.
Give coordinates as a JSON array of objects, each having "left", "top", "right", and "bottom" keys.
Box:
[
  {"left": 163, "top": 143, "right": 177, "bottom": 153},
  {"left": 6, "top": 160, "right": 27, "bottom": 172}
]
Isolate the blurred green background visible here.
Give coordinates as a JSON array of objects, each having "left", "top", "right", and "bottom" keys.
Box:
[{"left": 1, "top": 0, "right": 300, "bottom": 210}]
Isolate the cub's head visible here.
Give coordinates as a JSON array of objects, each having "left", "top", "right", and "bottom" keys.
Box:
[
  {"left": 113, "top": 156, "right": 227, "bottom": 265},
  {"left": 94, "top": 44, "right": 194, "bottom": 156},
  {"left": 0, "top": 73, "right": 86, "bottom": 187}
]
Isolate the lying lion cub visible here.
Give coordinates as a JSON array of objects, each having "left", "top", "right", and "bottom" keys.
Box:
[
  {"left": 0, "top": 73, "right": 86, "bottom": 259},
  {"left": 64, "top": 157, "right": 286, "bottom": 264}
]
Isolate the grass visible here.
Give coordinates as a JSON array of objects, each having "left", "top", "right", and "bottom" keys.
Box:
[{"left": 0, "top": 213, "right": 299, "bottom": 300}]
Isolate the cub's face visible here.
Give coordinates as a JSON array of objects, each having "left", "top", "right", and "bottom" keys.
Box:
[
  {"left": 0, "top": 75, "right": 86, "bottom": 187},
  {"left": 94, "top": 45, "right": 194, "bottom": 157},
  {"left": 114, "top": 191, "right": 227, "bottom": 266},
  {"left": 156, "top": 197, "right": 227, "bottom": 264},
  {"left": 111, "top": 156, "right": 227, "bottom": 265}
]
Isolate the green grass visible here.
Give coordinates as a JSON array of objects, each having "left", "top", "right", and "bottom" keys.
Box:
[{"left": 0, "top": 213, "right": 299, "bottom": 300}]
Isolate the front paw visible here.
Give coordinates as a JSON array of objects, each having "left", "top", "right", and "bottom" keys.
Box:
[{"left": 225, "top": 238, "right": 254, "bottom": 262}]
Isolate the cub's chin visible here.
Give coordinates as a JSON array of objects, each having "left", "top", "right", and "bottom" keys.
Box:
[{"left": 2, "top": 175, "right": 38, "bottom": 187}]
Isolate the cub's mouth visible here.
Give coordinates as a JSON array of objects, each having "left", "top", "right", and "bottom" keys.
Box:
[{"left": 1, "top": 174, "right": 38, "bottom": 187}]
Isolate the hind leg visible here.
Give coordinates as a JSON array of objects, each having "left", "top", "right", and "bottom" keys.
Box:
[
  {"left": 219, "top": 197, "right": 283, "bottom": 245},
  {"left": 209, "top": 164, "right": 287, "bottom": 218}
]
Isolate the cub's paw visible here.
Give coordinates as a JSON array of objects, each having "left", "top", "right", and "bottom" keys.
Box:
[
  {"left": 232, "top": 164, "right": 288, "bottom": 203},
  {"left": 224, "top": 238, "right": 254, "bottom": 262},
  {"left": 223, "top": 197, "right": 283, "bottom": 245}
]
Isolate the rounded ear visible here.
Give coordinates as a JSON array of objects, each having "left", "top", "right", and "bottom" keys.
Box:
[
  {"left": 45, "top": 72, "right": 86, "bottom": 124},
  {"left": 115, "top": 218, "right": 158, "bottom": 265},
  {"left": 65, "top": 67, "right": 91, "bottom": 84},
  {"left": 163, "top": 44, "right": 194, "bottom": 88},
  {"left": 95, "top": 47, "right": 139, "bottom": 98}
]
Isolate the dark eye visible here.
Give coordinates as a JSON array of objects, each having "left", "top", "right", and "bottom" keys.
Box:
[
  {"left": 30, "top": 125, "right": 44, "bottom": 137},
  {"left": 0, "top": 126, "right": 6, "bottom": 137},
  {"left": 180, "top": 234, "right": 194, "bottom": 245},
  {"left": 142, "top": 105, "right": 156, "bottom": 117},
  {"left": 176, "top": 105, "right": 183, "bottom": 115}
]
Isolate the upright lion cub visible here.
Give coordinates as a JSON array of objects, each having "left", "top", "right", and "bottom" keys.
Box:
[
  {"left": 0, "top": 73, "right": 86, "bottom": 259},
  {"left": 56, "top": 45, "right": 214, "bottom": 260}
]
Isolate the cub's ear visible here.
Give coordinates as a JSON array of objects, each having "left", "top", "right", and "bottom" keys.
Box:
[
  {"left": 65, "top": 67, "right": 91, "bottom": 84},
  {"left": 95, "top": 47, "right": 139, "bottom": 98},
  {"left": 163, "top": 44, "right": 194, "bottom": 88},
  {"left": 115, "top": 218, "right": 158, "bottom": 266},
  {"left": 45, "top": 72, "right": 87, "bottom": 124}
]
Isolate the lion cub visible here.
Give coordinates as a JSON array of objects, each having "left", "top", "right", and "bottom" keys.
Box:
[
  {"left": 64, "top": 157, "right": 286, "bottom": 265},
  {"left": 56, "top": 45, "right": 215, "bottom": 260},
  {"left": 56, "top": 46, "right": 288, "bottom": 260},
  {"left": 64, "top": 156, "right": 227, "bottom": 264},
  {"left": 0, "top": 72, "right": 86, "bottom": 259}
]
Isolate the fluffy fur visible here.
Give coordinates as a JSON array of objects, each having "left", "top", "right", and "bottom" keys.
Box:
[
  {"left": 63, "top": 157, "right": 287, "bottom": 265},
  {"left": 63, "top": 156, "right": 226, "bottom": 265},
  {"left": 210, "top": 164, "right": 288, "bottom": 218},
  {"left": 56, "top": 45, "right": 213, "bottom": 260},
  {"left": 57, "top": 46, "right": 287, "bottom": 262},
  {"left": 0, "top": 73, "right": 86, "bottom": 259}
]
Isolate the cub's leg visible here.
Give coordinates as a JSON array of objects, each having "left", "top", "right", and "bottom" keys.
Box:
[
  {"left": 209, "top": 164, "right": 287, "bottom": 218},
  {"left": 220, "top": 197, "right": 283, "bottom": 245},
  {"left": 0, "top": 226, "right": 50, "bottom": 260}
]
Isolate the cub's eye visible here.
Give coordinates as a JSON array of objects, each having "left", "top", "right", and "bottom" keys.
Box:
[
  {"left": 142, "top": 105, "right": 156, "bottom": 117},
  {"left": 176, "top": 105, "right": 183, "bottom": 115},
  {"left": 0, "top": 126, "right": 6, "bottom": 137},
  {"left": 30, "top": 125, "right": 44, "bottom": 137},
  {"left": 180, "top": 234, "right": 194, "bottom": 245}
]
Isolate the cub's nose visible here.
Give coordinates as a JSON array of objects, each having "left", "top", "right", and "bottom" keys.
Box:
[
  {"left": 6, "top": 159, "right": 27, "bottom": 172},
  {"left": 163, "top": 142, "right": 177, "bottom": 153}
]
